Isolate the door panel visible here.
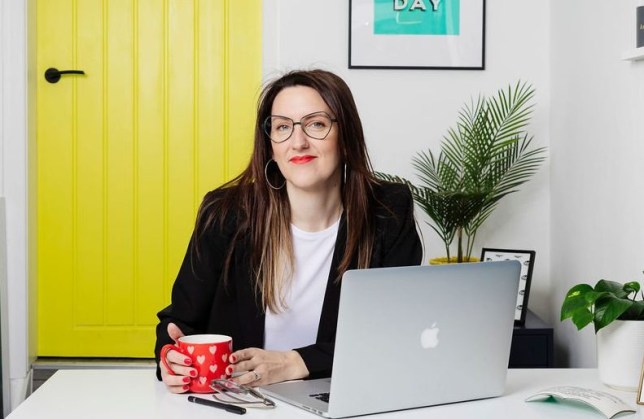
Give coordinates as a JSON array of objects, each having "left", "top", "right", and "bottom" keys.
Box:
[{"left": 36, "top": 0, "right": 261, "bottom": 357}]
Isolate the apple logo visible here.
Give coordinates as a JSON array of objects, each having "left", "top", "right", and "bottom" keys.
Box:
[{"left": 420, "top": 322, "right": 440, "bottom": 349}]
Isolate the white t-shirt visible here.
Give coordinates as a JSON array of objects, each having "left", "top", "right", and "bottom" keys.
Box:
[{"left": 263, "top": 218, "right": 340, "bottom": 351}]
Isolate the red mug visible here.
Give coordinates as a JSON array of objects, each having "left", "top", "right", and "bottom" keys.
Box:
[{"left": 161, "top": 334, "right": 232, "bottom": 393}]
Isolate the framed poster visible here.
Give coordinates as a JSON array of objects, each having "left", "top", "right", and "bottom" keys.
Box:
[
  {"left": 480, "top": 248, "right": 536, "bottom": 326},
  {"left": 349, "top": 0, "right": 486, "bottom": 69}
]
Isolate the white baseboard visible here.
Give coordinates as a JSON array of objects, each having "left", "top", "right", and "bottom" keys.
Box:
[{"left": 9, "top": 371, "right": 31, "bottom": 413}]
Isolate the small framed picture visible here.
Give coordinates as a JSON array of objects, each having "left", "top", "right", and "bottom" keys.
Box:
[
  {"left": 638, "top": 356, "right": 644, "bottom": 405},
  {"left": 480, "top": 248, "right": 536, "bottom": 326}
]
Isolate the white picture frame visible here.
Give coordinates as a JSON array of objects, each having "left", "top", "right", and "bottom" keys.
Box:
[
  {"left": 349, "top": 0, "right": 486, "bottom": 69},
  {"left": 481, "top": 248, "right": 536, "bottom": 326}
]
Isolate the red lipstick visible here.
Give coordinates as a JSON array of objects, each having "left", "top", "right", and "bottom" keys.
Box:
[{"left": 289, "top": 155, "right": 316, "bottom": 164}]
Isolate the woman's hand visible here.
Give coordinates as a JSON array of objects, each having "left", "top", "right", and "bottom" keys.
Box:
[
  {"left": 227, "top": 348, "right": 309, "bottom": 387},
  {"left": 159, "top": 323, "right": 197, "bottom": 393}
]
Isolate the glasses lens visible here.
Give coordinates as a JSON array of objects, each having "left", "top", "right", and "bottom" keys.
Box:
[
  {"left": 211, "top": 379, "right": 243, "bottom": 394},
  {"left": 264, "top": 112, "right": 335, "bottom": 143},
  {"left": 301, "top": 112, "right": 333, "bottom": 140},
  {"left": 210, "top": 379, "right": 276, "bottom": 408},
  {"left": 265, "top": 116, "right": 293, "bottom": 143}
]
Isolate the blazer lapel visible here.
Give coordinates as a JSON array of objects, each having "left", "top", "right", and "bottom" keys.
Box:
[
  {"left": 234, "top": 242, "right": 265, "bottom": 349},
  {"left": 316, "top": 213, "right": 348, "bottom": 342}
]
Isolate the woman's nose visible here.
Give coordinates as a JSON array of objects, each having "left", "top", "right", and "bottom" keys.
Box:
[{"left": 290, "top": 124, "right": 309, "bottom": 149}]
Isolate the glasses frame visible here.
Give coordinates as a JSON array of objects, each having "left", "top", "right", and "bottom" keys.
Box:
[
  {"left": 263, "top": 111, "right": 337, "bottom": 143},
  {"left": 210, "top": 379, "right": 276, "bottom": 409}
]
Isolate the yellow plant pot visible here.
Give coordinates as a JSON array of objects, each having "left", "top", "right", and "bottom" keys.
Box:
[{"left": 429, "top": 256, "right": 480, "bottom": 265}]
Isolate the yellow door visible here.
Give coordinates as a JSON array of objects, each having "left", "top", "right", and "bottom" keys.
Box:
[{"left": 36, "top": 0, "right": 261, "bottom": 357}]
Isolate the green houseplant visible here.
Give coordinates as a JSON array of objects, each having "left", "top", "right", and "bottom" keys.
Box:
[
  {"left": 377, "top": 82, "right": 547, "bottom": 263},
  {"left": 560, "top": 279, "right": 644, "bottom": 333},
  {"left": 561, "top": 278, "right": 644, "bottom": 390}
]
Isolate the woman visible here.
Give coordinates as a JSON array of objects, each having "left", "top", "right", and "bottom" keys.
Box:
[{"left": 155, "top": 69, "right": 422, "bottom": 393}]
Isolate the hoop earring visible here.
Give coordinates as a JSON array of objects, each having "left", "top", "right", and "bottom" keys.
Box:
[
  {"left": 264, "top": 159, "right": 286, "bottom": 190},
  {"left": 343, "top": 163, "right": 348, "bottom": 185}
]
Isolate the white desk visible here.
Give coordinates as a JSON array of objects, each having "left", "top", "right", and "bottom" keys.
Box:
[{"left": 7, "top": 369, "right": 643, "bottom": 418}]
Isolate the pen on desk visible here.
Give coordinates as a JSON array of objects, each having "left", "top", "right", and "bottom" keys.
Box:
[{"left": 187, "top": 395, "right": 247, "bottom": 415}]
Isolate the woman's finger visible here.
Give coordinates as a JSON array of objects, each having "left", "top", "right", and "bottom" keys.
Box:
[
  {"left": 228, "top": 348, "right": 260, "bottom": 375},
  {"left": 165, "top": 348, "right": 193, "bottom": 368},
  {"left": 160, "top": 365, "right": 192, "bottom": 391},
  {"left": 167, "top": 322, "right": 185, "bottom": 343},
  {"left": 161, "top": 348, "right": 197, "bottom": 379},
  {"left": 160, "top": 355, "right": 194, "bottom": 393},
  {"left": 234, "top": 369, "right": 264, "bottom": 387},
  {"left": 230, "top": 348, "right": 259, "bottom": 364},
  {"left": 229, "top": 359, "right": 256, "bottom": 375}
]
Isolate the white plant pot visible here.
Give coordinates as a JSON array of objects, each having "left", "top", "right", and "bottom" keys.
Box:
[{"left": 596, "top": 320, "right": 644, "bottom": 391}]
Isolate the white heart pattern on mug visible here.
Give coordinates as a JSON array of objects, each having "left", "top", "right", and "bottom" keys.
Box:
[
  {"left": 209, "top": 364, "right": 217, "bottom": 373},
  {"left": 187, "top": 346, "right": 195, "bottom": 355},
  {"left": 222, "top": 353, "right": 228, "bottom": 362},
  {"left": 197, "top": 355, "right": 206, "bottom": 365},
  {"left": 199, "top": 376, "right": 207, "bottom": 385},
  {"left": 209, "top": 346, "right": 216, "bottom": 355}
]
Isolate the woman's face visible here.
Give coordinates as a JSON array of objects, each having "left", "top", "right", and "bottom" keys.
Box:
[{"left": 269, "top": 86, "right": 341, "bottom": 194}]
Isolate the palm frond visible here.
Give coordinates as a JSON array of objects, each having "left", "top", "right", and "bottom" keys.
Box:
[{"left": 379, "top": 82, "right": 546, "bottom": 261}]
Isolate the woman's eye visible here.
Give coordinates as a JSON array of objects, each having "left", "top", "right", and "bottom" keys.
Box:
[{"left": 307, "top": 120, "right": 327, "bottom": 129}]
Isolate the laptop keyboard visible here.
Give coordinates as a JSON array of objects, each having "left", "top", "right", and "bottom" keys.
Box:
[{"left": 309, "top": 392, "right": 330, "bottom": 403}]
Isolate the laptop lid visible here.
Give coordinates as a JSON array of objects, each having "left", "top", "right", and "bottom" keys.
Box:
[{"left": 262, "top": 261, "right": 520, "bottom": 418}]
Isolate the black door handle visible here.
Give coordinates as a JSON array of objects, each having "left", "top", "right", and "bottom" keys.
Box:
[{"left": 44, "top": 67, "right": 85, "bottom": 84}]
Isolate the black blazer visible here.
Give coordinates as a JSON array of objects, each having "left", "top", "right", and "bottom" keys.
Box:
[{"left": 155, "top": 182, "right": 422, "bottom": 379}]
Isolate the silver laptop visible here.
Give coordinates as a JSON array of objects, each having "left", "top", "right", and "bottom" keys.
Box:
[{"left": 261, "top": 261, "right": 520, "bottom": 418}]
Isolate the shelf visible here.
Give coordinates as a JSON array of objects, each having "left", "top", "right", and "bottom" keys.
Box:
[{"left": 622, "top": 46, "right": 644, "bottom": 61}]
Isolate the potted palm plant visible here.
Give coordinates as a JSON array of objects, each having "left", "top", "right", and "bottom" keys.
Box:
[
  {"left": 561, "top": 278, "right": 644, "bottom": 390},
  {"left": 377, "top": 82, "right": 547, "bottom": 263}
]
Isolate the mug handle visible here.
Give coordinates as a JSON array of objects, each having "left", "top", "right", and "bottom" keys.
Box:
[{"left": 160, "top": 343, "right": 189, "bottom": 376}]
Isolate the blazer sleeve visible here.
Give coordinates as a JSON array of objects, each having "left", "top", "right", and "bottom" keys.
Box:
[{"left": 154, "top": 193, "right": 232, "bottom": 380}]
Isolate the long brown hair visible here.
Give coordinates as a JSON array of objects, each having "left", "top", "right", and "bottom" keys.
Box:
[{"left": 195, "top": 69, "right": 378, "bottom": 312}]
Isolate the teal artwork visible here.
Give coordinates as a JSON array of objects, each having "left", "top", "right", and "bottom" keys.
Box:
[{"left": 374, "top": 0, "right": 460, "bottom": 35}]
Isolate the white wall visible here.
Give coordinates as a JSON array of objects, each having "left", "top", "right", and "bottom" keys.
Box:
[
  {"left": 551, "top": 0, "right": 644, "bottom": 367},
  {"left": 263, "top": 0, "right": 553, "bottom": 320},
  {"left": 0, "top": 0, "right": 32, "bottom": 412}
]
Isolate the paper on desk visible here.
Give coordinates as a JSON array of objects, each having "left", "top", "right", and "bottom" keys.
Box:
[{"left": 525, "top": 386, "right": 637, "bottom": 419}]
